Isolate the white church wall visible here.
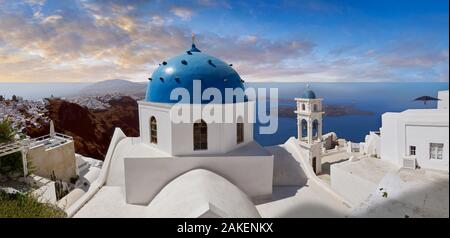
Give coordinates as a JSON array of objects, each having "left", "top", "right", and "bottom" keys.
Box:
[
  {"left": 220, "top": 103, "right": 239, "bottom": 153},
  {"left": 170, "top": 102, "right": 254, "bottom": 156},
  {"left": 220, "top": 102, "right": 255, "bottom": 152},
  {"left": 245, "top": 117, "right": 254, "bottom": 141},
  {"left": 138, "top": 102, "right": 173, "bottom": 154},
  {"left": 123, "top": 155, "right": 274, "bottom": 205},
  {"left": 221, "top": 122, "right": 240, "bottom": 151},
  {"left": 171, "top": 121, "right": 223, "bottom": 155}
]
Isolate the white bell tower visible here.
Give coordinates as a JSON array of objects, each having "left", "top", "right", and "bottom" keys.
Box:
[{"left": 295, "top": 85, "right": 324, "bottom": 174}]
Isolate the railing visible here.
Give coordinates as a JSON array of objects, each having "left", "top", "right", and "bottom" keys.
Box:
[
  {"left": 0, "top": 132, "right": 74, "bottom": 178},
  {"left": 0, "top": 141, "right": 24, "bottom": 157},
  {"left": 0, "top": 133, "right": 73, "bottom": 157},
  {"left": 28, "top": 133, "right": 72, "bottom": 149},
  {"left": 28, "top": 133, "right": 73, "bottom": 146}
]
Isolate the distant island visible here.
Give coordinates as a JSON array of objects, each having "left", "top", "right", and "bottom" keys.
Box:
[
  {"left": 77, "top": 79, "right": 146, "bottom": 97},
  {"left": 277, "top": 104, "right": 374, "bottom": 118}
]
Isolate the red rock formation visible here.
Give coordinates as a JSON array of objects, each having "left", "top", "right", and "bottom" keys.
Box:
[{"left": 25, "top": 96, "right": 139, "bottom": 160}]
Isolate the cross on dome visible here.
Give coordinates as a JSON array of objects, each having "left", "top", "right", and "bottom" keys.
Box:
[{"left": 190, "top": 32, "right": 201, "bottom": 52}]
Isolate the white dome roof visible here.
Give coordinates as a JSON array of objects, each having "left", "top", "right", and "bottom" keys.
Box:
[{"left": 145, "top": 169, "right": 261, "bottom": 218}]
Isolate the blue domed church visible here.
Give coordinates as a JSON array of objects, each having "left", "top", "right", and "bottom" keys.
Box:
[
  {"left": 72, "top": 38, "right": 275, "bottom": 217},
  {"left": 139, "top": 38, "right": 254, "bottom": 155},
  {"left": 71, "top": 38, "right": 333, "bottom": 218},
  {"left": 145, "top": 42, "right": 247, "bottom": 104}
]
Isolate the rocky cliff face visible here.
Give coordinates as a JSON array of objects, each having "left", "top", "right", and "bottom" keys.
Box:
[{"left": 25, "top": 96, "right": 139, "bottom": 160}]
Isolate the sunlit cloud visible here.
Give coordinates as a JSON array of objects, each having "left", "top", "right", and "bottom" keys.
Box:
[
  {"left": 170, "top": 6, "right": 194, "bottom": 21},
  {"left": 0, "top": 0, "right": 448, "bottom": 83}
]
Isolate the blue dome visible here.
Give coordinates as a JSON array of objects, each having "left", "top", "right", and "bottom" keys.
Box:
[
  {"left": 145, "top": 44, "right": 247, "bottom": 104},
  {"left": 302, "top": 89, "right": 316, "bottom": 99}
]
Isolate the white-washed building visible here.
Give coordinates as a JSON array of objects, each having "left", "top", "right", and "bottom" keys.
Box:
[{"left": 380, "top": 90, "right": 449, "bottom": 171}]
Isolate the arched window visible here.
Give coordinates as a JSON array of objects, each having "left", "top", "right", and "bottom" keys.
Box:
[
  {"left": 312, "top": 119, "right": 319, "bottom": 139},
  {"left": 193, "top": 120, "right": 207, "bottom": 150},
  {"left": 301, "top": 104, "right": 306, "bottom": 111},
  {"left": 313, "top": 104, "right": 318, "bottom": 112},
  {"left": 237, "top": 117, "right": 244, "bottom": 144},
  {"left": 150, "top": 116, "right": 157, "bottom": 144},
  {"left": 301, "top": 119, "right": 308, "bottom": 139}
]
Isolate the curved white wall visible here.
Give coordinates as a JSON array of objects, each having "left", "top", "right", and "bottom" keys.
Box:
[{"left": 145, "top": 169, "right": 261, "bottom": 218}]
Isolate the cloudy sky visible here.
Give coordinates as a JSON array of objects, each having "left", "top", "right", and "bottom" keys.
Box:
[{"left": 0, "top": 0, "right": 448, "bottom": 83}]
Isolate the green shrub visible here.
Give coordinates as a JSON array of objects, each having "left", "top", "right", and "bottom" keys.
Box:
[
  {"left": 0, "top": 118, "right": 24, "bottom": 175},
  {"left": 0, "top": 152, "right": 23, "bottom": 175},
  {"left": 0, "top": 118, "right": 15, "bottom": 143},
  {"left": 0, "top": 190, "right": 67, "bottom": 218}
]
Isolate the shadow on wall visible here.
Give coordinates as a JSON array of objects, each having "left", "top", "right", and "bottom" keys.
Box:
[
  {"left": 320, "top": 158, "right": 348, "bottom": 175},
  {"left": 269, "top": 145, "right": 308, "bottom": 187}
]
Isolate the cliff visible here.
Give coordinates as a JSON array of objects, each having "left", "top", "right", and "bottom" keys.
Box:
[{"left": 25, "top": 96, "right": 139, "bottom": 160}]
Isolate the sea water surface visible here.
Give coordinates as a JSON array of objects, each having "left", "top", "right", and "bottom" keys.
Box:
[
  {"left": 247, "top": 82, "right": 449, "bottom": 145},
  {"left": 1, "top": 82, "right": 448, "bottom": 144}
]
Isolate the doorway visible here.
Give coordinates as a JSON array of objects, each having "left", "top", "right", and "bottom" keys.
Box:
[{"left": 312, "top": 157, "right": 317, "bottom": 174}]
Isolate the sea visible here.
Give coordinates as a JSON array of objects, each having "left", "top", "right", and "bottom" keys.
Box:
[
  {"left": 1, "top": 82, "right": 448, "bottom": 145},
  {"left": 247, "top": 82, "right": 449, "bottom": 145}
]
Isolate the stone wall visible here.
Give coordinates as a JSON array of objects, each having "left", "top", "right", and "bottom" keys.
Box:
[{"left": 28, "top": 141, "right": 77, "bottom": 182}]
